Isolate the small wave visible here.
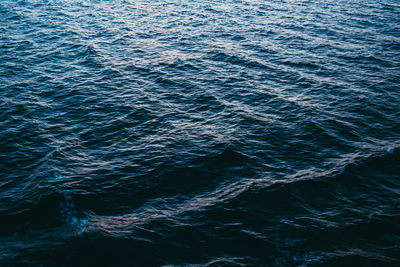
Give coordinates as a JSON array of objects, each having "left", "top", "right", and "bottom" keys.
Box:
[{"left": 60, "top": 190, "right": 89, "bottom": 236}]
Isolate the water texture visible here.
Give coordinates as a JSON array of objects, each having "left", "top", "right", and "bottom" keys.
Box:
[{"left": 1, "top": 0, "right": 400, "bottom": 266}]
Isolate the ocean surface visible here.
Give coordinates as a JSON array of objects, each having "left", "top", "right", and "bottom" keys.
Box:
[{"left": 1, "top": 0, "right": 400, "bottom": 266}]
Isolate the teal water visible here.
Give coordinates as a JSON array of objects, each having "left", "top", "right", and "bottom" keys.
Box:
[{"left": 1, "top": 0, "right": 400, "bottom": 265}]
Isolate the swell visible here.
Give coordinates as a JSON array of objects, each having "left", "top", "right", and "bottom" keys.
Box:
[{"left": 1, "top": 146, "right": 398, "bottom": 265}]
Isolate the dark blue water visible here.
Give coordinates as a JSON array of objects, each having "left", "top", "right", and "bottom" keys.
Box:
[{"left": 1, "top": 0, "right": 400, "bottom": 265}]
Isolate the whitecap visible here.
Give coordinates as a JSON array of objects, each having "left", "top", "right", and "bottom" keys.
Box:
[{"left": 387, "top": 147, "right": 394, "bottom": 154}]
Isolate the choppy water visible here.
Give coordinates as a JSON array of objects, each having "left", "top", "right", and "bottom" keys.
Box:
[{"left": 1, "top": 0, "right": 400, "bottom": 265}]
